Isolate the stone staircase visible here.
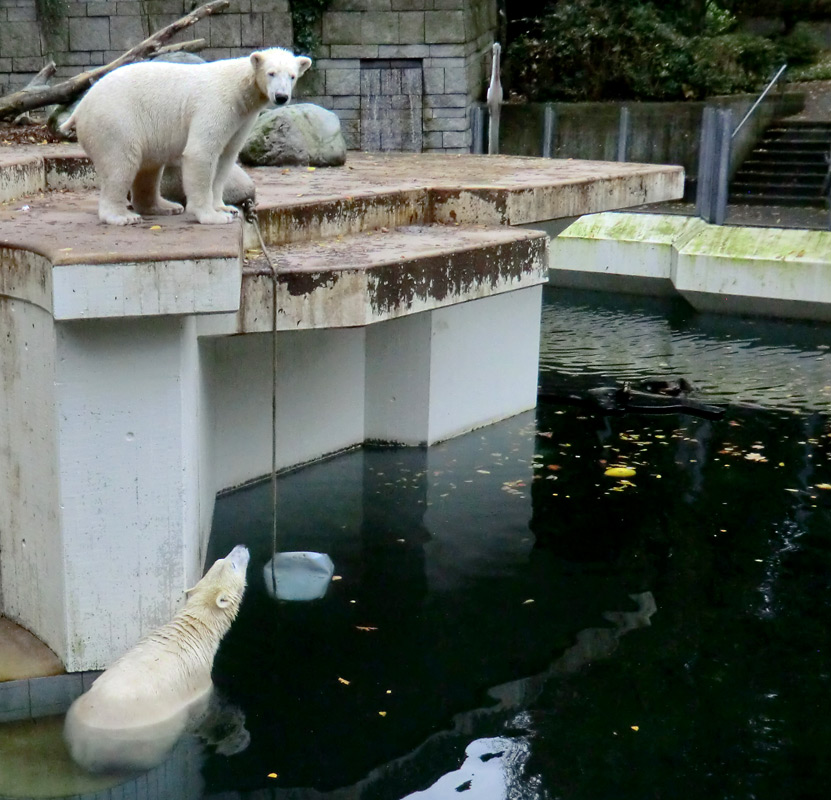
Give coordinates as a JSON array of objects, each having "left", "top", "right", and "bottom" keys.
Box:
[{"left": 730, "top": 120, "right": 831, "bottom": 207}]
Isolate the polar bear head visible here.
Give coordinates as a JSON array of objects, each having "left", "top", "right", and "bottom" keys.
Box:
[
  {"left": 251, "top": 47, "right": 313, "bottom": 107},
  {"left": 185, "top": 544, "right": 250, "bottom": 635}
]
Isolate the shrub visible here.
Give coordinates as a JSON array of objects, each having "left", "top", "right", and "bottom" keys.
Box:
[
  {"left": 504, "top": 0, "right": 785, "bottom": 102},
  {"left": 504, "top": 0, "right": 692, "bottom": 101}
]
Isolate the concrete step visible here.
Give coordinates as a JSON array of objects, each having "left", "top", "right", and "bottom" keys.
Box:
[
  {"left": 727, "top": 193, "right": 824, "bottom": 207},
  {"left": 731, "top": 183, "right": 825, "bottom": 197},
  {"left": 238, "top": 222, "right": 549, "bottom": 333}
]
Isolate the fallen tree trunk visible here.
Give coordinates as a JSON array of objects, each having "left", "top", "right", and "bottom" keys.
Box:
[{"left": 0, "top": 0, "right": 229, "bottom": 120}]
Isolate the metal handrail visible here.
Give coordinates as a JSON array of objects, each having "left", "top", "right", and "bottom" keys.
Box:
[{"left": 732, "top": 63, "right": 788, "bottom": 139}]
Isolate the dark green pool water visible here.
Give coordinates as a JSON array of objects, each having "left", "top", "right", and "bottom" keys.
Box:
[{"left": 205, "top": 288, "right": 831, "bottom": 799}]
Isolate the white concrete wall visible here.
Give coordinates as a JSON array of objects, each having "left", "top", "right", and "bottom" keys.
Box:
[
  {"left": 208, "top": 327, "right": 368, "bottom": 493},
  {"left": 0, "top": 295, "right": 65, "bottom": 659},
  {"left": 365, "top": 313, "right": 433, "bottom": 444},
  {"left": 427, "top": 288, "right": 543, "bottom": 443},
  {"left": 54, "top": 317, "right": 207, "bottom": 671}
]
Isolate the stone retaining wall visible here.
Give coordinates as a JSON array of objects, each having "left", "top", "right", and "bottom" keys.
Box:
[{"left": 0, "top": 1, "right": 293, "bottom": 89}]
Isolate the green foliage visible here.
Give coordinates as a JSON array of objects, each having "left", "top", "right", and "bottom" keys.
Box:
[
  {"left": 688, "top": 33, "right": 779, "bottom": 97},
  {"left": 788, "top": 50, "right": 831, "bottom": 81},
  {"left": 290, "top": 0, "right": 333, "bottom": 57},
  {"left": 775, "top": 23, "right": 822, "bottom": 66},
  {"left": 504, "top": 0, "right": 788, "bottom": 102},
  {"left": 505, "top": 0, "right": 692, "bottom": 102}
]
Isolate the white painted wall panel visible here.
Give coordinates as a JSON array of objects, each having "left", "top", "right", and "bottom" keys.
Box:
[
  {"left": 364, "top": 313, "right": 432, "bottom": 445},
  {"left": 0, "top": 297, "right": 65, "bottom": 658},
  {"left": 54, "top": 317, "right": 201, "bottom": 670},
  {"left": 209, "top": 327, "right": 367, "bottom": 493},
  {"left": 427, "top": 287, "right": 543, "bottom": 443}
]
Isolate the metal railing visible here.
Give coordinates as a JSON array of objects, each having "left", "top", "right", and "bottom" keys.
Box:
[
  {"left": 732, "top": 63, "right": 788, "bottom": 140},
  {"left": 697, "top": 64, "right": 787, "bottom": 225}
]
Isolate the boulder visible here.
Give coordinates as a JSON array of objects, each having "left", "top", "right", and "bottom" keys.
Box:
[
  {"left": 240, "top": 103, "right": 346, "bottom": 167},
  {"left": 161, "top": 162, "right": 255, "bottom": 207}
]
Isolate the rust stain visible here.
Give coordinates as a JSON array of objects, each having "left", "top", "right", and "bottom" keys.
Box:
[{"left": 368, "top": 238, "right": 544, "bottom": 316}]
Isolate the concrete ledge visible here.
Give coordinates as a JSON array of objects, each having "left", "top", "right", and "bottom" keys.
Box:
[
  {"left": 551, "top": 211, "right": 831, "bottom": 321},
  {"left": 232, "top": 223, "right": 547, "bottom": 333}
]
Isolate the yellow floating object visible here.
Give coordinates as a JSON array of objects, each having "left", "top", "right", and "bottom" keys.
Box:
[{"left": 605, "top": 466, "right": 636, "bottom": 478}]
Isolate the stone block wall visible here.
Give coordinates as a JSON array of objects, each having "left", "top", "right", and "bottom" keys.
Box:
[
  {"left": 0, "top": 0, "right": 293, "bottom": 92},
  {"left": 0, "top": 0, "right": 497, "bottom": 154},
  {"left": 295, "top": 0, "right": 497, "bottom": 152}
]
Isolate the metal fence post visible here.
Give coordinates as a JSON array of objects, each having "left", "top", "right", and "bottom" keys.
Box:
[
  {"left": 471, "top": 105, "right": 485, "bottom": 154},
  {"left": 713, "top": 109, "right": 732, "bottom": 226},
  {"left": 542, "top": 104, "right": 557, "bottom": 158},
  {"left": 617, "top": 106, "right": 630, "bottom": 162},
  {"left": 696, "top": 107, "right": 716, "bottom": 221}
]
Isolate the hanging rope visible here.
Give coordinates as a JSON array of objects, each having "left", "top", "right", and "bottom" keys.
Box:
[{"left": 241, "top": 200, "right": 279, "bottom": 589}]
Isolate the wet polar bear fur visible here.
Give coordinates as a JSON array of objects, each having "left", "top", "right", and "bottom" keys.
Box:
[
  {"left": 61, "top": 49, "right": 311, "bottom": 225},
  {"left": 64, "top": 545, "right": 250, "bottom": 773}
]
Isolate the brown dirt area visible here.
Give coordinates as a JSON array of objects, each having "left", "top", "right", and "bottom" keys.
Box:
[{"left": 0, "top": 120, "right": 64, "bottom": 146}]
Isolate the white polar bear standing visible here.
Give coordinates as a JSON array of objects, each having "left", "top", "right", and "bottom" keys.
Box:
[{"left": 61, "top": 49, "right": 311, "bottom": 225}]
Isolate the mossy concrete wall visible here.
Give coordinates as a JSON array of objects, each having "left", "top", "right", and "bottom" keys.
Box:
[{"left": 551, "top": 211, "right": 831, "bottom": 322}]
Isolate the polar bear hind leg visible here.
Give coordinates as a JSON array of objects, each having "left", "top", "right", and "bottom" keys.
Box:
[{"left": 131, "top": 165, "right": 185, "bottom": 217}]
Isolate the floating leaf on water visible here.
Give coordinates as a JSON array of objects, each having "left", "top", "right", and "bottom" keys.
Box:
[
  {"left": 523, "top": 598, "right": 535, "bottom": 605},
  {"left": 268, "top": 773, "right": 278, "bottom": 779},
  {"left": 605, "top": 466, "right": 636, "bottom": 478},
  {"left": 744, "top": 452, "right": 768, "bottom": 463},
  {"left": 332, "top": 575, "right": 343, "bottom": 581},
  {"left": 476, "top": 469, "right": 490, "bottom": 474},
  {"left": 816, "top": 483, "right": 831, "bottom": 490},
  {"left": 338, "top": 677, "right": 350, "bottom": 685},
  {"left": 149, "top": 225, "right": 161, "bottom": 230},
  {"left": 378, "top": 711, "right": 387, "bottom": 717},
  {"left": 631, "top": 726, "right": 639, "bottom": 732},
  {"left": 547, "top": 464, "right": 561, "bottom": 471},
  {"left": 355, "top": 626, "right": 378, "bottom": 632}
]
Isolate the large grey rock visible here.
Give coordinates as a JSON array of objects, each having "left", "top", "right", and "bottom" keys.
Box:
[
  {"left": 240, "top": 103, "right": 346, "bottom": 167},
  {"left": 161, "top": 163, "right": 255, "bottom": 207}
]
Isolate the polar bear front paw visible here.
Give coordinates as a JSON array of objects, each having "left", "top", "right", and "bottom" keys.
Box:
[{"left": 195, "top": 209, "right": 238, "bottom": 225}]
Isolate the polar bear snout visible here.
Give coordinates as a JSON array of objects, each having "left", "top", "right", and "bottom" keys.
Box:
[
  {"left": 273, "top": 93, "right": 289, "bottom": 105},
  {"left": 227, "top": 544, "right": 250, "bottom": 573}
]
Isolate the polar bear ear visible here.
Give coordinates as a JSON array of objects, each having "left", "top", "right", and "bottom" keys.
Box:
[
  {"left": 216, "top": 592, "right": 232, "bottom": 609},
  {"left": 296, "top": 56, "right": 312, "bottom": 76},
  {"left": 250, "top": 51, "right": 263, "bottom": 70}
]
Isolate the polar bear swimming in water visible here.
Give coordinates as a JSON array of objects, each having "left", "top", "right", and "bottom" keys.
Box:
[
  {"left": 61, "top": 49, "right": 311, "bottom": 225},
  {"left": 64, "top": 545, "right": 250, "bottom": 773}
]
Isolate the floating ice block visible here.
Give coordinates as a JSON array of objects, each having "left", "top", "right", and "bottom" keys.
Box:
[{"left": 263, "top": 551, "right": 335, "bottom": 601}]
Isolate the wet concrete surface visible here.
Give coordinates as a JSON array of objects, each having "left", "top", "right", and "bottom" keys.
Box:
[{"left": 0, "top": 617, "right": 63, "bottom": 683}]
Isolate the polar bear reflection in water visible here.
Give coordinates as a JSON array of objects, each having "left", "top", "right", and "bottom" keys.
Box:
[
  {"left": 64, "top": 545, "right": 249, "bottom": 773},
  {"left": 403, "top": 592, "right": 656, "bottom": 800}
]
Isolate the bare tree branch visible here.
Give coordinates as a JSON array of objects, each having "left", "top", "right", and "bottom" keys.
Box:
[{"left": 0, "top": 0, "right": 229, "bottom": 120}]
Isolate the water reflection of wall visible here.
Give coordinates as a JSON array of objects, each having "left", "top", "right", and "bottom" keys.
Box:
[{"left": 540, "top": 290, "right": 831, "bottom": 413}]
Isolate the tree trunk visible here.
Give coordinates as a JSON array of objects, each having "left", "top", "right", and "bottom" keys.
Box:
[{"left": 0, "top": 0, "right": 229, "bottom": 121}]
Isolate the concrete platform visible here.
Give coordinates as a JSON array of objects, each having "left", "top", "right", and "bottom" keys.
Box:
[{"left": 0, "top": 146, "right": 684, "bottom": 672}]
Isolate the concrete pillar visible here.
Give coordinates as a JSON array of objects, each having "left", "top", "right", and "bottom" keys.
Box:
[
  {"left": 53, "top": 316, "right": 209, "bottom": 672},
  {"left": 366, "top": 286, "right": 543, "bottom": 445}
]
